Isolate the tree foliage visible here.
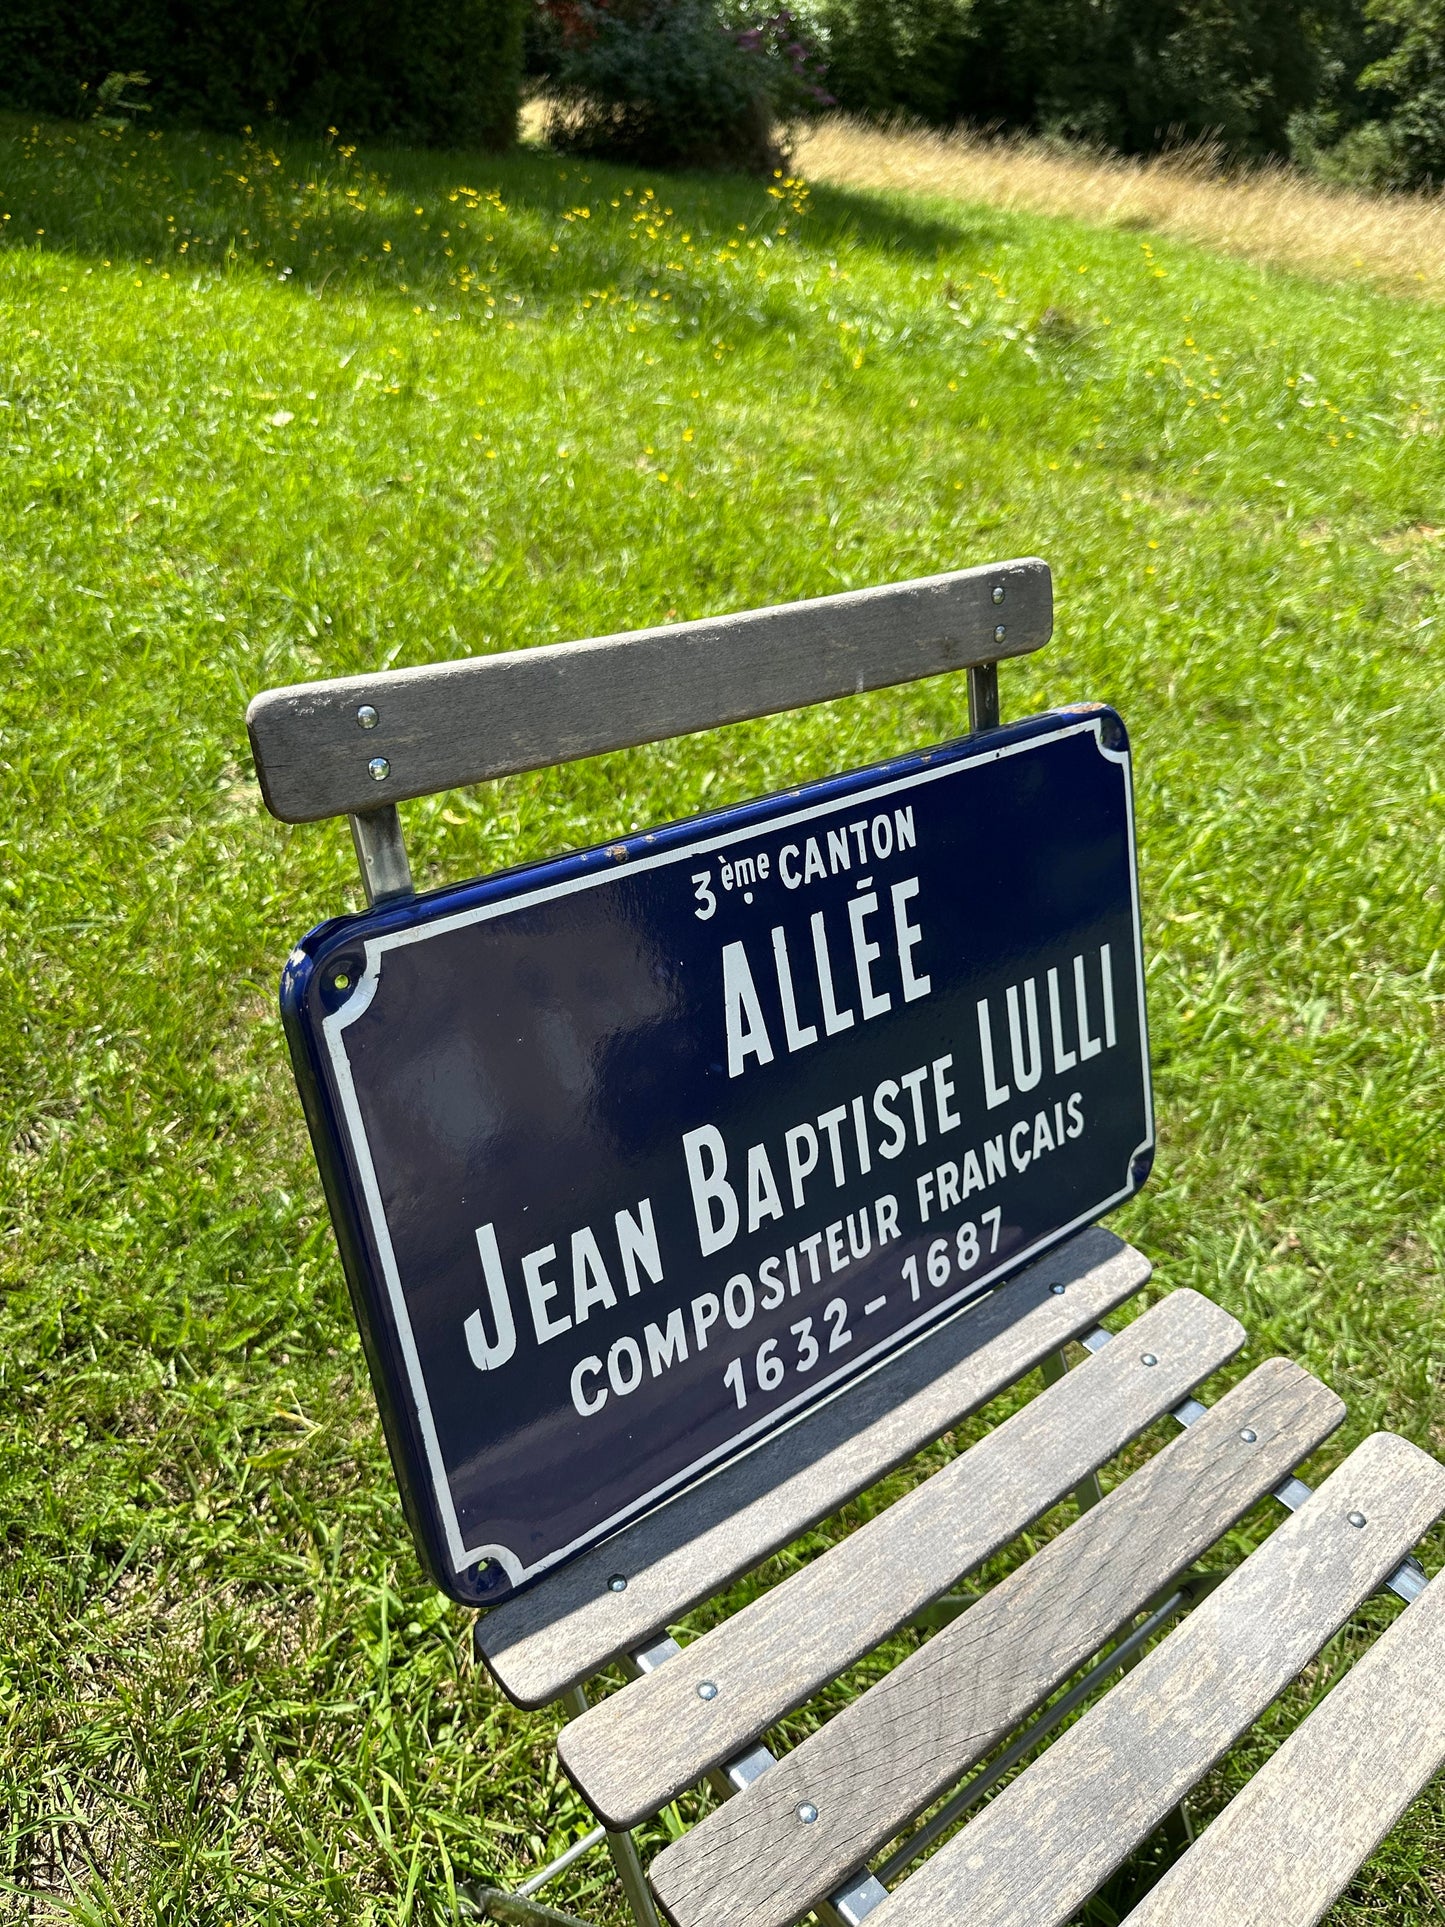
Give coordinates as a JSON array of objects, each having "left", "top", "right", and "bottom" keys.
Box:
[
  {"left": 4, "top": 0, "right": 1444, "bottom": 193},
  {"left": 813, "top": 0, "right": 975, "bottom": 125},
  {"left": 1358, "top": 0, "right": 1445, "bottom": 183},
  {"left": 812, "top": 0, "right": 1335, "bottom": 154}
]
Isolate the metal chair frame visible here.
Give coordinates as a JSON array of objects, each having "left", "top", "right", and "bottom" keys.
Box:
[{"left": 246, "top": 562, "right": 1437, "bottom": 1927}]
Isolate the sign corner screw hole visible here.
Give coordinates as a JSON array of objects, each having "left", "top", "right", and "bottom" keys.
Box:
[
  {"left": 474, "top": 1559, "right": 508, "bottom": 1597},
  {"left": 323, "top": 954, "right": 363, "bottom": 1004}
]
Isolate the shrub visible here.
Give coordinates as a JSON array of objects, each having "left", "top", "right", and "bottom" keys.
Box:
[
  {"left": 538, "top": 0, "right": 831, "bottom": 172},
  {"left": 1292, "top": 111, "right": 1412, "bottom": 186},
  {"left": 0, "top": 0, "right": 526, "bottom": 149}
]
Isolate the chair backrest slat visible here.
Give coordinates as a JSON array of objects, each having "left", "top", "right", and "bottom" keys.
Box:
[{"left": 245, "top": 558, "right": 1051, "bottom": 823}]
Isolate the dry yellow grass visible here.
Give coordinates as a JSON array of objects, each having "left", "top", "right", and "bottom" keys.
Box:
[{"left": 796, "top": 115, "right": 1445, "bottom": 301}]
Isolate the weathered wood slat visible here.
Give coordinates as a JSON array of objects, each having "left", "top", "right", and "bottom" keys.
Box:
[
  {"left": 246, "top": 560, "right": 1052, "bottom": 822},
  {"left": 867, "top": 1432, "right": 1445, "bottom": 1927},
  {"left": 647, "top": 1359, "right": 1346, "bottom": 1927},
  {"left": 1119, "top": 1562, "right": 1445, "bottom": 1927},
  {"left": 478, "top": 1227, "right": 1147, "bottom": 1708},
  {"left": 560, "top": 1289, "right": 1243, "bottom": 1828}
]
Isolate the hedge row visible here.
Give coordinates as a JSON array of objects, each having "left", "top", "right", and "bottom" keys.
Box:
[{"left": 0, "top": 0, "right": 526, "bottom": 149}]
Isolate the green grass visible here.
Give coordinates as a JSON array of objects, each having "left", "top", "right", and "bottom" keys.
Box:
[{"left": 2, "top": 105, "right": 1444, "bottom": 1925}]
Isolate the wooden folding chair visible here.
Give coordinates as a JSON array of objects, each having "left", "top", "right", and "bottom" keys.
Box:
[{"left": 247, "top": 562, "right": 1445, "bottom": 1927}]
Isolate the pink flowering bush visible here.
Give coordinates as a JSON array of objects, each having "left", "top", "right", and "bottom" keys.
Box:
[{"left": 537, "top": 0, "right": 832, "bottom": 172}]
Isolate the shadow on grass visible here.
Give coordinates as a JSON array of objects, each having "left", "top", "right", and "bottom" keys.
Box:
[{"left": 0, "top": 109, "right": 1013, "bottom": 341}]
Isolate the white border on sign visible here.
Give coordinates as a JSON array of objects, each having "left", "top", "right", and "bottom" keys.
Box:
[{"left": 321, "top": 716, "right": 1153, "bottom": 1583}]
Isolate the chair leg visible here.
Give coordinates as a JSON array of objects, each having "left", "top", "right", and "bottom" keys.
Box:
[
  {"left": 470, "top": 1888, "right": 596, "bottom": 1925},
  {"left": 559, "top": 1684, "right": 664, "bottom": 1927},
  {"left": 604, "top": 1827, "right": 665, "bottom": 1927}
]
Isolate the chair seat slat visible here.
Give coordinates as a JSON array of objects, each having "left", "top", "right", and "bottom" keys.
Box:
[
  {"left": 560, "top": 1289, "right": 1243, "bottom": 1828},
  {"left": 648, "top": 1360, "right": 1346, "bottom": 1927},
  {"left": 867, "top": 1432, "right": 1445, "bottom": 1927},
  {"left": 478, "top": 1228, "right": 1147, "bottom": 1707},
  {"left": 1120, "top": 1562, "right": 1445, "bottom": 1927}
]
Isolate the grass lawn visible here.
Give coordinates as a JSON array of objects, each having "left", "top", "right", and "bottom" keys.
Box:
[
  {"left": 2, "top": 107, "right": 1444, "bottom": 1926},
  {"left": 798, "top": 112, "right": 1445, "bottom": 306}
]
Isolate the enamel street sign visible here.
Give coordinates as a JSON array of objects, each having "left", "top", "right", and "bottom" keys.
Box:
[{"left": 282, "top": 706, "right": 1152, "bottom": 1604}]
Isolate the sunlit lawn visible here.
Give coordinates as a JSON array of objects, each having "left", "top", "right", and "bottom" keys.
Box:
[{"left": 2, "top": 106, "right": 1444, "bottom": 1924}]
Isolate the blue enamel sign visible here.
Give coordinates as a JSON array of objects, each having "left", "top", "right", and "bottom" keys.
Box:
[{"left": 282, "top": 707, "right": 1152, "bottom": 1604}]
